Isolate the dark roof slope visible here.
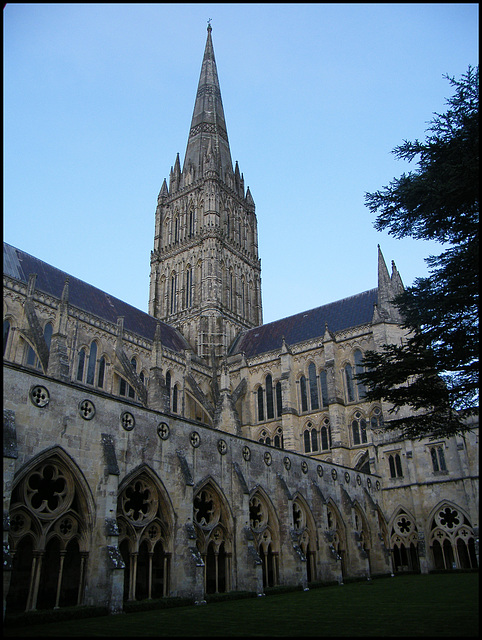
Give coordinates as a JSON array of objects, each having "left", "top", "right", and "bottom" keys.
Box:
[
  {"left": 3, "top": 243, "right": 190, "bottom": 353},
  {"left": 229, "top": 289, "right": 378, "bottom": 358}
]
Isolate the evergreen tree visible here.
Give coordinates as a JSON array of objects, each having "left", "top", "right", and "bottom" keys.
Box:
[{"left": 359, "top": 66, "right": 478, "bottom": 439}]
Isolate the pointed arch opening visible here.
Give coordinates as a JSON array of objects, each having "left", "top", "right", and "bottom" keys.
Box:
[
  {"left": 389, "top": 508, "right": 420, "bottom": 573},
  {"left": 326, "top": 500, "right": 348, "bottom": 579},
  {"left": 193, "top": 479, "right": 234, "bottom": 595},
  {"left": 249, "top": 487, "right": 280, "bottom": 588},
  {"left": 6, "top": 448, "right": 94, "bottom": 613},
  {"left": 292, "top": 493, "right": 318, "bottom": 583},
  {"left": 117, "top": 466, "right": 174, "bottom": 601},
  {"left": 428, "top": 502, "right": 478, "bottom": 570}
]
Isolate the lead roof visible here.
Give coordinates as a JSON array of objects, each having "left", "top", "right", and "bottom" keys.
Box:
[{"left": 3, "top": 242, "right": 190, "bottom": 353}]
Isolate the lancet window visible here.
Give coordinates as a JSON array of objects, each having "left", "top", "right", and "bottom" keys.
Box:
[
  {"left": 25, "top": 322, "right": 53, "bottom": 371},
  {"left": 388, "top": 452, "right": 403, "bottom": 478},
  {"left": 7, "top": 452, "right": 91, "bottom": 613},
  {"left": 258, "top": 426, "right": 284, "bottom": 449},
  {"left": 320, "top": 417, "right": 332, "bottom": 451},
  {"left": 256, "top": 375, "right": 282, "bottom": 422},
  {"left": 3, "top": 318, "right": 11, "bottom": 356},
  {"left": 300, "top": 363, "right": 325, "bottom": 412},
  {"left": 303, "top": 422, "right": 318, "bottom": 453},
  {"left": 345, "top": 350, "right": 367, "bottom": 403},
  {"left": 429, "top": 445, "right": 447, "bottom": 473},
  {"left": 354, "top": 349, "right": 366, "bottom": 399},
  {"left": 76, "top": 341, "right": 106, "bottom": 389},
  {"left": 117, "top": 471, "right": 172, "bottom": 601},
  {"left": 351, "top": 411, "right": 368, "bottom": 446},
  {"left": 185, "top": 265, "right": 193, "bottom": 308}
]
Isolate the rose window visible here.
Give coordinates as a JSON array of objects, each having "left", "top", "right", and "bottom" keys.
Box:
[
  {"left": 395, "top": 516, "right": 412, "bottom": 535},
  {"left": 293, "top": 502, "right": 305, "bottom": 531},
  {"left": 249, "top": 496, "right": 268, "bottom": 531},
  {"left": 194, "top": 489, "right": 219, "bottom": 529},
  {"left": 56, "top": 516, "right": 78, "bottom": 538},
  {"left": 436, "top": 507, "right": 460, "bottom": 530},
  {"left": 24, "top": 464, "right": 71, "bottom": 518},
  {"left": 121, "top": 479, "right": 157, "bottom": 525},
  {"left": 10, "top": 511, "right": 30, "bottom": 535}
]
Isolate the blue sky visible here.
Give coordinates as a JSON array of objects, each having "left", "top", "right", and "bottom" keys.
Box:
[{"left": 4, "top": 3, "right": 479, "bottom": 324}]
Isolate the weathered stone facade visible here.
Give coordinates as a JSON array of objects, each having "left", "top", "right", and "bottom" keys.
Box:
[{"left": 3, "top": 24, "right": 478, "bottom": 617}]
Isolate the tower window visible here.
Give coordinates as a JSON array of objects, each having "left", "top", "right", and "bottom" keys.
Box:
[
  {"left": 170, "top": 273, "right": 177, "bottom": 314},
  {"left": 189, "top": 209, "right": 195, "bottom": 237},
  {"left": 185, "top": 266, "right": 193, "bottom": 308}
]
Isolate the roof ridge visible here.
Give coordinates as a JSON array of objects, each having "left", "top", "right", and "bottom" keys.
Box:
[{"left": 253, "top": 288, "right": 378, "bottom": 330}]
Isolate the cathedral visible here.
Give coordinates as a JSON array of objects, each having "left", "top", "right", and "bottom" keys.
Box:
[{"left": 3, "top": 25, "right": 478, "bottom": 616}]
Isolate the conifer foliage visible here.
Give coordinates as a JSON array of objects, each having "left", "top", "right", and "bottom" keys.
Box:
[{"left": 360, "top": 66, "right": 479, "bottom": 439}]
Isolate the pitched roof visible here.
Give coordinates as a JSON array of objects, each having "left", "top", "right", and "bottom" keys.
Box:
[
  {"left": 3, "top": 243, "right": 190, "bottom": 353},
  {"left": 229, "top": 289, "right": 378, "bottom": 358}
]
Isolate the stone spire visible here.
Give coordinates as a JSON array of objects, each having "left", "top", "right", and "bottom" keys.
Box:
[
  {"left": 377, "top": 245, "right": 403, "bottom": 322},
  {"left": 182, "top": 23, "right": 233, "bottom": 179}
]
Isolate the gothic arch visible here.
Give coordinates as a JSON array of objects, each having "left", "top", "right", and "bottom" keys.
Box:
[
  {"left": 427, "top": 501, "right": 478, "bottom": 570},
  {"left": 325, "top": 499, "right": 348, "bottom": 578},
  {"left": 292, "top": 492, "right": 318, "bottom": 582},
  {"left": 389, "top": 507, "right": 420, "bottom": 573},
  {"left": 249, "top": 485, "right": 281, "bottom": 588},
  {"left": 7, "top": 447, "right": 94, "bottom": 613},
  {"left": 353, "top": 449, "right": 370, "bottom": 473},
  {"left": 117, "top": 465, "right": 174, "bottom": 601},
  {"left": 192, "top": 478, "right": 234, "bottom": 594},
  {"left": 375, "top": 505, "right": 390, "bottom": 550},
  {"left": 352, "top": 500, "right": 372, "bottom": 570}
]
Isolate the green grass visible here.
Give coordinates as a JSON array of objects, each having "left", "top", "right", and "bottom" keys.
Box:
[{"left": 4, "top": 572, "right": 479, "bottom": 637}]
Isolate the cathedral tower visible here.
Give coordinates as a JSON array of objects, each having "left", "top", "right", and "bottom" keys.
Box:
[{"left": 149, "top": 24, "right": 262, "bottom": 360}]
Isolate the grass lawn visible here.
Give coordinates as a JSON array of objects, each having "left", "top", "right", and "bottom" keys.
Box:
[{"left": 4, "top": 572, "right": 479, "bottom": 637}]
